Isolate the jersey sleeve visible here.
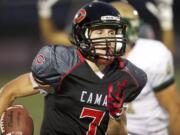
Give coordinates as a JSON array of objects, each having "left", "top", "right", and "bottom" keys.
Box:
[
  {"left": 31, "top": 45, "right": 60, "bottom": 88},
  {"left": 149, "top": 49, "right": 175, "bottom": 92},
  {"left": 123, "top": 60, "right": 147, "bottom": 103}
]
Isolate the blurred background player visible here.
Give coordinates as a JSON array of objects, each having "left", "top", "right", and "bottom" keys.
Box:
[
  {"left": 128, "top": 0, "right": 176, "bottom": 54},
  {"left": 146, "top": 0, "right": 175, "bottom": 53},
  {"left": 37, "top": 0, "right": 91, "bottom": 45},
  {"left": 37, "top": 0, "right": 70, "bottom": 45},
  {"left": 111, "top": 1, "right": 180, "bottom": 135},
  {"left": 0, "top": 1, "right": 147, "bottom": 135}
]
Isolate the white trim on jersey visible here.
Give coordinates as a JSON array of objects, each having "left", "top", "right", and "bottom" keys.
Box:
[{"left": 29, "top": 72, "right": 48, "bottom": 95}]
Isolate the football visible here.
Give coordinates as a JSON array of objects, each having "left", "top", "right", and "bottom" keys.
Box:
[{"left": 0, "top": 105, "right": 34, "bottom": 135}]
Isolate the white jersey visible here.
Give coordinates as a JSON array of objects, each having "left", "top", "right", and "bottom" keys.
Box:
[{"left": 126, "top": 38, "right": 175, "bottom": 135}]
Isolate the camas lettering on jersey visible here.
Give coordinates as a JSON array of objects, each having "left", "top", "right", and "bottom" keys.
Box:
[{"left": 80, "top": 91, "right": 107, "bottom": 107}]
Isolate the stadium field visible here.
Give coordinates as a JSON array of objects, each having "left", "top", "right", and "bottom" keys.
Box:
[{"left": 0, "top": 69, "right": 180, "bottom": 135}]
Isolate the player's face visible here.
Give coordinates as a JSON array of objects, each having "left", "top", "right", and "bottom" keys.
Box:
[{"left": 89, "top": 28, "right": 116, "bottom": 65}]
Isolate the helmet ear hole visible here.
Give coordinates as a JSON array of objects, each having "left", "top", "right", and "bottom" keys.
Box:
[{"left": 73, "top": 25, "right": 84, "bottom": 44}]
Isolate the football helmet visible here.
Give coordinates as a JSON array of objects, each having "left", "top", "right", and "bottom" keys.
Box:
[
  {"left": 111, "top": 2, "right": 140, "bottom": 45},
  {"left": 71, "top": 1, "right": 127, "bottom": 61}
]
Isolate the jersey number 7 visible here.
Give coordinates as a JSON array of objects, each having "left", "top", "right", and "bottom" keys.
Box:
[{"left": 80, "top": 107, "right": 105, "bottom": 135}]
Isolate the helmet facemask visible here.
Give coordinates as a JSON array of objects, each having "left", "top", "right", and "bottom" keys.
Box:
[{"left": 75, "top": 22, "right": 127, "bottom": 61}]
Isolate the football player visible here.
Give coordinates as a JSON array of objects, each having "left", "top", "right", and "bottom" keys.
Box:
[
  {"left": 111, "top": 1, "right": 180, "bottom": 135},
  {"left": 0, "top": 2, "right": 147, "bottom": 135}
]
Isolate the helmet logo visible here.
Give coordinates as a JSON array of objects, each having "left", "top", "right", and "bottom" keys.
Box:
[
  {"left": 74, "top": 9, "right": 86, "bottom": 24},
  {"left": 101, "top": 16, "right": 120, "bottom": 21}
]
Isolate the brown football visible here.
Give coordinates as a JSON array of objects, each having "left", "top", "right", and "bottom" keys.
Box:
[{"left": 0, "top": 105, "right": 34, "bottom": 135}]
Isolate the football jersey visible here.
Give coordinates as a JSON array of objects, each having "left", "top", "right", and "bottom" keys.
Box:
[
  {"left": 126, "top": 38, "right": 175, "bottom": 135},
  {"left": 31, "top": 45, "right": 147, "bottom": 135}
]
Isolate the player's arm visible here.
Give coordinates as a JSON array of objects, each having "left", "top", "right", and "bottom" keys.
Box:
[
  {"left": 151, "top": 45, "right": 179, "bottom": 134},
  {"left": 39, "top": 18, "right": 71, "bottom": 45},
  {"left": 0, "top": 73, "right": 39, "bottom": 116},
  {"left": 155, "top": 83, "right": 180, "bottom": 135},
  {"left": 0, "top": 45, "right": 56, "bottom": 117},
  {"left": 161, "top": 29, "right": 175, "bottom": 54},
  {"left": 146, "top": 0, "right": 175, "bottom": 53},
  {"left": 106, "top": 64, "right": 147, "bottom": 135},
  {"left": 107, "top": 112, "right": 127, "bottom": 135},
  {"left": 38, "top": 0, "right": 71, "bottom": 45},
  {"left": 106, "top": 81, "right": 128, "bottom": 135}
]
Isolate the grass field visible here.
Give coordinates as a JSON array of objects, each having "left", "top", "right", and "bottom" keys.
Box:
[{"left": 0, "top": 70, "right": 180, "bottom": 135}]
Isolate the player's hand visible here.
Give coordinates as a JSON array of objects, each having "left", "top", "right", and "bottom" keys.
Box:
[
  {"left": 37, "top": 0, "right": 59, "bottom": 18},
  {"left": 145, "top": 0, "right": 173, "bottom": 30},
  {"left": 107, "top": 82, "right": 126, "bottom": 120}
]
